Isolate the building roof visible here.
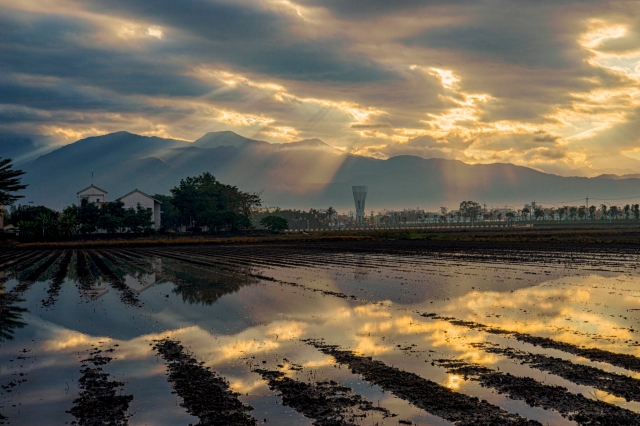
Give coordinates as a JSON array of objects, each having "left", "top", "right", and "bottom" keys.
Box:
[
  {"left": 77, "top": 184, "right": 108, "bottom": 194},
  {"left": 117, "top": 189, "right": 162, "bottom": 204}
]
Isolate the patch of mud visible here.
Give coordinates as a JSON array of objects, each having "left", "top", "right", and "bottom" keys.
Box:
[
  {"left": 305, "top": 339, "right": 541, "bottom": 426},
  {"left": 153, "top": 339, "right": 256, "bottom": 426},
  {"left": 436, "top": 358, "right": 640, "bottom": 426},
  {"left": 68, "top": 347, "right": 133, "bottom": 426},
  {"left": 11, "top": 251, "right": 61, "bottom": 294},
  {"left": 86, "top": 251, "right": 141, "bottom": 307},
  {"left": 75, "top": 250, "right": 95, "bottom": 292},
  {"left": 42, "top": 250, "right": 73, "bottom": 308},
  {"left": 426, "top": 314, "right": 640, "bottom": 374},
  {"left": 256, "top": 368, "right": 392, "bottom": 425},
  {"left": 477, "top": 343, "right": 640, "bottom": 403}
]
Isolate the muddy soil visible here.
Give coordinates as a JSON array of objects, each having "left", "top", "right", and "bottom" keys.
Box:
[
  {"left": 153, "top": 339, "right": 256, "bottom": 426},
  {"left": 42, "top": 250, "right": 73, "bottom": 308},
  {"left": 436, "top": 359, "right": 640, "bottom": 426},
  {"left": 68, "top": 347, "right": 133, "bottom": 426},
  {"left": 427, "top": 315, "right": 640, "bottom": 373},
  {"left": 86, "top": 251, "right": 141, "bottom": 307},
  {"left": 476, "top": 343, "right": 640, "bottom": 403},
  {"left": 306, "top": 340, "right": 541, "bottom": 426},
  {"left": 256, "top": 368, "right": 392, "bottom": 425}
]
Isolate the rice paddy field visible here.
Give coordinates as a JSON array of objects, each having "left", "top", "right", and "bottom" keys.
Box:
[{"left": 2, "top": 240, "right": 640, "bottom": 425}]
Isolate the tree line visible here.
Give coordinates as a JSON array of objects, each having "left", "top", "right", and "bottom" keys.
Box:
[{"left": 1, "top": 161, "right": 267, "bottom": 238}]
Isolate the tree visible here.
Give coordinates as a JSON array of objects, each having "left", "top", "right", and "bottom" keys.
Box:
[
  {"left": 588, "top": 205, "right": 597, "bottom": 220},
  {"left": 326, "top": 207, "right": 337, "bottom": 227},
  {"left": 77, "top": 199, "right": 100, "bottom": 230},
  {"left": 260, "top": 215, "right": 288, "bottom": 232},
  {"left": 0, "top": 158, "right": 27, "bottom": 206},
  {"left": 459, "top": 201, "right": 482, "bottom": 224},
  {"left": 505, "top": 211, "right": 515, "bottom": 224},
  {"left": 522, "top": 207, "right": 530, "bottom": 221},
  {"left": 534, "top": 208, "right": 545, "bottom": 221},
  {"left": 569, "top": 206, "right": 578, "bottom": 220},
  {"left": 600, "top": 204, "right": 608, "bottom": 220},
  {"left": 169, "top": 172, "right": 260, "bottom": 231},
  {"left": 624, "top": 204, "right": 631, "bottom": 220},
  {"left": 123, "top": 203, "right": 153, "bottom": 233}
]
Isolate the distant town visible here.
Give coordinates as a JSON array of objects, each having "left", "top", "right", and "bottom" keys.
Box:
[{"left": 3, "top": 157, "right": 640, "bottom": 239}]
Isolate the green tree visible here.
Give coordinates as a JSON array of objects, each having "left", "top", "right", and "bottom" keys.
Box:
[
  {"left": 459, "top": 201, "right": 482, "bottom": 224},
  {"left": 123, "top": 203, "right": 153, "bottom": 233},
  {"left": 588, "top": 205, "right": 597, "bottom": 220},
  {"left": 569, "top": 206, "right": 578, "bottom": 220},
  {"left": 77, "top": 199, "right": 100, "bottom": 230},
  {"left": 260, "top": 215, "right": 288, "bottom": 232},
  {"left": 0, "top": 158, "right": 27, "bottom": 206},
  {"left": 169, "top": 172, "right": 260, "bottom": 231}
]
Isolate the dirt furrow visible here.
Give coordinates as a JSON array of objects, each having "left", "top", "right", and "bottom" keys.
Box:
[
  {"left": 12, "top": 251, "right": 62, "bottom": 294},
  {"left": 255, "top": 369, "right": 393, "bottom": 425},
  {"left": 305, "top": 340, "right": 541, "bottom": 426},
  {"left": 42, "top": 250, "right": 73, "bottom": 308},
  {"left": 75, "top": 250, "right": 95, "bottom": 293},
  {"left": 86, "top": 251, "right": 141, "bottom": 307},
  {"left": 475, "top": 343, "right": 640, "bottom": 402},
  {"left": 153, "top": 339, "right": 256, "bottom": 426},
  {"left": 426, "top": 314, "right": 640, "bottom": 374},
  {"left": 68, "top": 347, "right": 133, "bottom": 425},
  {"left": 436, "top": 358, "right": 640, "bottom": 426}
]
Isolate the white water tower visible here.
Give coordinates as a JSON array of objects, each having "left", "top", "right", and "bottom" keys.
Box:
[{"left": 352, "top": 186, "right": 368, "bottom": 225}]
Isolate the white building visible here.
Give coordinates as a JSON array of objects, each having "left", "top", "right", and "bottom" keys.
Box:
[
  {"left": 77, "top": 185, "right": 107, "bottom": 205},
  {"left": 117, "top": 189, "right": 162, "bottom": 229}
]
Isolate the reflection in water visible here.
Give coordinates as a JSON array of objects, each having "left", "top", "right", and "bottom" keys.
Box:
[
  {"left": 167, "top": 264, "right": 260, "bottom": 306},
  {"left": 0, "top": 294, "right": 27, "bottom": 342},
  {"left": 5, "top": 249, "right": 640, "bottom": 425}
]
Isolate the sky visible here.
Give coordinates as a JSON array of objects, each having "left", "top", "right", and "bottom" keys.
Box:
[{"left": 1, "top": 0, "right": 639, "bottom": 176}]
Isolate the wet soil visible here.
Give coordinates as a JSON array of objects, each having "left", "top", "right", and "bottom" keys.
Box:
[
  {"left": 86, "top": 251, "right": 141, "bottom": 307},
  {"left": 153, "top": 339, "right": 256, "bottom": 426},
  {"left": 42, "top": 250, "right": 73, "bottom": 308},
  {"left": 436, "top": 358, "right": 640, "bottom": 426},
  {"left": 255, "top": 368, "right": 393, "bottom": 425},
  {"left": 75, "top": 250, "right": 95, "bottom": 293},
  {"left": 427, "top": 315, "right": 640, "bottom": 374},
  {"left": 305, "top": 340, "right": 541, "bottom": 426},
  {"left": 68, "top": 347, "right": 133, "bottom": 426},
  {"left": 476, "top": 343, "right": 640, "bottom": 403}
]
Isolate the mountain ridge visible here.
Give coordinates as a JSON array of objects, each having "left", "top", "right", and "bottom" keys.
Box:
[{"left": 14, "top": 130, "right": 640, "bottom": 211}]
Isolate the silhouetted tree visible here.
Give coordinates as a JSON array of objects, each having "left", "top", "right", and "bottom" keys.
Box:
[{"left": 0, "top": 158, "right": 27, "bottom": 206}]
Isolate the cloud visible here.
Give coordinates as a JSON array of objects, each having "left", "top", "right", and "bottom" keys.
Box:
[{"left": 0, "top": 0, "right": 638, "bottom": 175}]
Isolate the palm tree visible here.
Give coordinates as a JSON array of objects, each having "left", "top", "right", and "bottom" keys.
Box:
[{"left": 0, "top": 158, "right": 27, "bottom": 206}]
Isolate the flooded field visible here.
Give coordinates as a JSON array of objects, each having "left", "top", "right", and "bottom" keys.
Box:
[{"left": 2, "top": 241, "right": 640, "bottom": 425}]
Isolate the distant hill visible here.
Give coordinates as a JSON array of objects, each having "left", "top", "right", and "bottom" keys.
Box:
[{"left": 16, "top": 131, "right": 640, "bottom": 211}]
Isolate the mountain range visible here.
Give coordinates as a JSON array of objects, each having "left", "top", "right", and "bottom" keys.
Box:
[{"left": 9, "top": 131, "right": 640, "bottom": 211}]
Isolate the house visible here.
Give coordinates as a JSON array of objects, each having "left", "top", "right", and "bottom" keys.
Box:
[
  {"left": 77, "top": 185, "right": 107, "bottom": 205},
  {"left": 117, "top": 189, "right": 162, "bottom": 229}
]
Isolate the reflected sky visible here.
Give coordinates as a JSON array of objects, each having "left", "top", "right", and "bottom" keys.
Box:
[{"left": 2, "top": 250, "right": 640, "bottom": 424}]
